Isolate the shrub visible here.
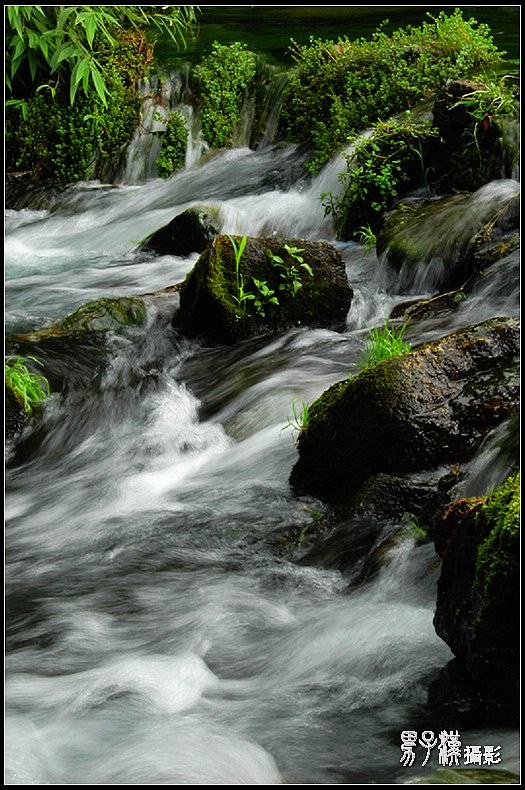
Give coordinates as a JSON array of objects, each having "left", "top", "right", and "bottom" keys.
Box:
[
  {"left": 194, "top": 41, "right": 257, "bottom": 149},
  {"left": 323, "top": 120, "right": 443, "bottom": 241},
  {"left": 156, "top": 109, "right": 188, "bottom": 178},
  {"left": 279, "top": 9, "right": 503, "bottom": 172}
]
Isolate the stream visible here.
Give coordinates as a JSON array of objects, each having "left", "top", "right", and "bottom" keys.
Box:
[{"left": 4, "top": 131, "right": 520, "bottom": 783}]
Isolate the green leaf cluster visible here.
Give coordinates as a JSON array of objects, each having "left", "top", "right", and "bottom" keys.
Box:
[
  {"left": 323, "top": 120, "right": 442, "bottom": 241},
  {"left": 279, "top": 8, "right": 502, "bottom": 173},
  {"left": 156, "top": 110, "right": 189, "bottom": 178},
  {"left": 356, "top": 319, "right": 412, "bottom": 372},
  {"left": 7, "top": 69, "right": 140, "bottom": 183},
  {"left": 5, "top": 6, "right": 199, "bottom": 107},
  {"left": 194, "top": 42, "right": 257, "bottom": 149},
  {"left": 5, "top": 356, "right": 50, "bottom": 414}
]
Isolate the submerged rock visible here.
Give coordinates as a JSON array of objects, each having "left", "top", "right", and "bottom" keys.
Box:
[
  {"left": 139, "top": 205, "right": 221, "bottom": 257},
  {"left": 430, "top": 472, "right": 520, "bottom": 726},
  {"left": 289, "top": 317, "right": 519, "bottom": 503},
  {"left": 172, "top": 234, "right": 353, "bottom": 344}
]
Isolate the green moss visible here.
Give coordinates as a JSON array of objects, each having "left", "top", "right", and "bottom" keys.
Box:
[
  {"left": 472, "top": 471, "right": 520, "bottom": 628},
  {"left": 21, "top": 297, "right": 147, "bottom": 339}
]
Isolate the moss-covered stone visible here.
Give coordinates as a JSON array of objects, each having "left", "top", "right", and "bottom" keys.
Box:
[
  {"left": 432, "top": 472, "right": 520, "bottom": 725},
  {"left": 290, "top": 317, "right": 519, "bottom": 503},
  {"left": 172, "top": 234, "right": 353, "bottom": 344},
  {"left": 15, "top": 297, "right": 147, "bottom": 340}
]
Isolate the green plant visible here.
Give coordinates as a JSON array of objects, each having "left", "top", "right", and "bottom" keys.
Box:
[
  {"left": 5, "top": 6, "right": 199, "bottom": 107},
  {"left": 355, "top": 225, "right": 378, "bottom": 253},
  {"left": 266, "top": 244, "right": 313, "bottom": 297},
  {"left": 227, "top": 234, "right": 256, "bottom": 317},
  {"left": 451, "top": 74, "right": 519, "bottom": 169},
  {"left": 282, "top": 399, "right": 310, "bottom": 444},
  {"left": 156, "top": 109, "right": 188, "bottom": 178},
  {"left": 252, "top": 278, "right": 279, "bottom": 317},
  {"left": 5, "top": 356, "right": 50, "bottom": 414},
  {"left": 323, "top": 120, "right": 442, "bottom": 240},
  {"left": 194, "top": 41, "right": 257, "bottom": 149},
  {"left": 279, "top": 8, "right": 502, "bottom": 173},
  {"left": 400, "top": 511, "right": 427, "bottom": 541},
  {"left": 358, "top": 319, "right": 412, "bottom": 370}
]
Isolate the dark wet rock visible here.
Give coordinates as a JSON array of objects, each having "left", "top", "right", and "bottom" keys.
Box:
[
  {"left": 172, "top": 234, "right": 353, "bottom": 344},
  {"left": 290, "top": 317, "right": 519, "bottom": 504},
  {"left": 139, "top": 205, "right": 221, "bottom": 257},
  {"left": 432, "top": 79, "right": 519, "bottom": 191},
  {"left": 430, "top": 472, "right": 520, "bottom": 726},
  {"left": 432, "top": 79, "right": 488, "bottom": 145},
  {"left": 5, "top": 385, "right": 27, "bottom": 442}
]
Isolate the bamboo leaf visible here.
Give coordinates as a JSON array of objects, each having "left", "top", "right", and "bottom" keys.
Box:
[
  {"left": 90, "top": 64, "right": 108, "bottom": 106},
  {"left": 85, "top": 15, "right": 97, "bottom": 48}
]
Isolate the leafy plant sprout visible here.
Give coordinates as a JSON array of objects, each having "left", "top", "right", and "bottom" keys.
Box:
[
  {"left": 282, "top": 399, "right": 310, "bottom": 445},
  {"left": 227, "top": 234, "right": 255, "bottom": 317},
  {"left": 266, "top": 244, "right": 313, "bottom": 296},
  {"left": 355, "top": 225, "right": 377, "bottom": 253},
  {"left": 5, "top": 356, "right": 50, "bottom": 414},
  {"left": 358, "top": 319, "right": 412, "bottom": 371}
]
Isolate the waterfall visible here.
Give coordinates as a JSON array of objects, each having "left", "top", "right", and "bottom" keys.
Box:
[{"left": 119, "top": 59, "right": 291, "bottom": 184}]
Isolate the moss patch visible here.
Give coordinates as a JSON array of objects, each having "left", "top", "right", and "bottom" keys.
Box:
[{"left": 471, "top": 471, "right": 520, "bottom": 629}]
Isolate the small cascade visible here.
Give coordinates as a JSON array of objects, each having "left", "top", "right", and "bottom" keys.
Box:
[{"left": 119, "top": 58, "right": 291, "bottom": 184}]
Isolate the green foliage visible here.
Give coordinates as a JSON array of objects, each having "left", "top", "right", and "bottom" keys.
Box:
[
  {"left": 156, "top": 110, "right": 188, "bottom": 178},
  {"left": 472, "top": 471, "right": 520, "bottom": 626},
  {"left": 227, "top": 234, "right": 255, "bottom": 317},
  {"left": 251, "top": 278, "right": 279, "bottom": 317},
  {"left": 279, "top": 8, "right": 502, "bottom": 172},
  {"left": 8, "top": 70, "right": 140, "bottom": 183},
  {"left": 5, "top": 6, "right": 199, "bottom": 183},
  {"left": 400, "top": 512, "right": 427, "bottom": 541},
  {"left": 323, "top": 120, "right": 442, "bottom": 241},
  {"left": 266, "top": 245, "right": 314, "bottom": 297},
  {"left": 452, "top": 74, "right": 519, "bottom": 124},
  {"left": 5, "top": 6, "right": 199, "bottom": 107},
  {"left": 358, "top": 319, "right": 412, "bottom": 371},
  {"left": 226, "top": 237, "right": 315, "bottom": 321},
  {"left": 355, "top": 225, "right": 378, "bottom": 253},
  {"left": 282, "top": 399, "right": 310, "bottom": 445},
  {"left": 5, "top": 356, "right": 50, "bottom": 414},
  {"left": 194, "top": 41, "right": 257, "bottom": 149}
]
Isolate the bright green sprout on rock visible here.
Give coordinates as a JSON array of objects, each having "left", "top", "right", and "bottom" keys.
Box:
[{"left": 5, "top": 356, "right": 50, "bottom": 414}]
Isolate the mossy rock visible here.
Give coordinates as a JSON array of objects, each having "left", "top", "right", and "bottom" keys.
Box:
[
  {"left": 431, "top": 472, "right": 520, "bottom": 725},
  {"left": 376, "top": 181, "right": 520, "bottom": 292},
  {"left": 139, "top": 205, "right": 221, "bottom": 257},
  {"left": 172, "top": 234, "right": 353, "bottom": 344},
  {"left": 15, "top": 297, "right": 147, "bottom": 340},
  {"left": 290, "top": 317, "right": 519, "bottom": 503}
]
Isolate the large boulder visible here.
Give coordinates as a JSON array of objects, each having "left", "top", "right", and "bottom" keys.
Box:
[
  {"left": 289, "top": 317, "right": 519, "bottom": 503},
  {"left": 430, "top": 472, "right": 520, "bottom": 725},
  {"left": 172, "top": 234, "right": 353, "bottom": 344}
]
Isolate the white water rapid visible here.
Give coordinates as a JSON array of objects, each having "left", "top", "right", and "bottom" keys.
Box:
[{"left": 5, "top": 140, "right": 520, "bottom": 784}]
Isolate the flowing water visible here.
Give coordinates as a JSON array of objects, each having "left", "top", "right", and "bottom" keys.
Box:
[{"left": 5, "top": 134, "right": 520, "bottom": 783}]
